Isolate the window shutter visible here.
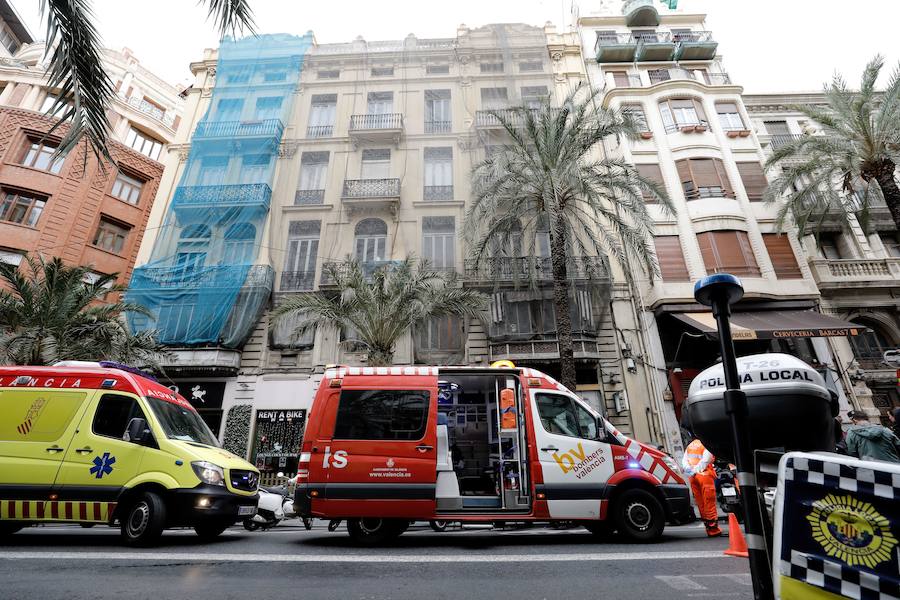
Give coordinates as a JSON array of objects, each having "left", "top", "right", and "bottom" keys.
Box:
[
  {"left": 712, "top": 159, "right": 733, "bottom": 197},
  {"left": 611, "top": 71, "right": 629, "bottom": 86},
  {"left": 716, "top": 102, "right": 738, "bottom": 114},
  {"left": 698, "top": 231, "right": 760, "bottom": 277},
  {"left": 653, "top": 236, "right": 690, "bottom": 281},
  {"left": 491, "top": 293, "right": 504, "bottom": 323},
  {"left": 675, "top": 159, "right": 692, "bottom": 187},
  {"left": 736, "top": 162, "right": 767, "bottom": 201},
  {"left": 763, "top": 234, "right": 802, "bottom": 278},
  {"left": 697, "top": 232, "right": 717, "bottom": 272},
  {"left": 692, "top": 99, "right": 708, "bottom": 123},
  {"left": 636, "top": 164, "right": 665, "bottom": 202},
  {"left": 691, "top": 159, "right": 719, "bottom": 188}
]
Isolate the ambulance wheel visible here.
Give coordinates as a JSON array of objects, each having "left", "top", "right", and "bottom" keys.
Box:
[
  {"left": 612, "top": 489, "right": 665, "bottom": 542},
  {"left": 194, "top": 520, "right": 232, "bottom": 540},
  {"left": 121, "top": 491, "right": 166, "bottom": 547},
  {"left": 346, "top": 518, "right": 406, "bottom": 546}
]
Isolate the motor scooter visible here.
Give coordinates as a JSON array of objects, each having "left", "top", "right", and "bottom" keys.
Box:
[
  {"left": 714, "top": 462, "right": 742, "bottom": 520},
  {"left": 243, "top": 472, "right": 296, "bottom": 531}
]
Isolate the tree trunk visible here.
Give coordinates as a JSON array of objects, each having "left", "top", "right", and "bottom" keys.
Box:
[
  {"left": 874, "top": 158, "right": 900, "bottom": 231},
  {"left": 367, "top": 347, "right": 394, "bottom": 367},
  {"left": 550, "top": 218, "right": 576, "bottom": 392}
]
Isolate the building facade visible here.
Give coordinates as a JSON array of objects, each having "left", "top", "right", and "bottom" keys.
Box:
[
  {"left": 745, "top": 92, "right": 900, "bottom": 423},
  {"left": 0, "top": 19, "right": 185, "bottom": 287}
]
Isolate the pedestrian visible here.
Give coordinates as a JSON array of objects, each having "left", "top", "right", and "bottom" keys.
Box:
[
  {"left": 681, "top": 438, "right": 722, "bottom": 537},
  {"left": 845, "top": 410, "right": 900, "bottom": 463},
  {"left": 890, "top": 407, "right": 900, "bottom": 439}
]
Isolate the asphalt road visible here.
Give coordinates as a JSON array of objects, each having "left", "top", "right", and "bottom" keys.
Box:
[{"left": 0, "top": 521, "right": 753, "bottom": 600}]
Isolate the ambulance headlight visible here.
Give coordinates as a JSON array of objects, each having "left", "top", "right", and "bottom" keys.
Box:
[{"left": 192, "top": 461, "right": 225, "bottom": 486}]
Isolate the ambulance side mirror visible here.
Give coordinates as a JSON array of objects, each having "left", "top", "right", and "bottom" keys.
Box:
[{"left": 124, "top": 418, "right": 153, "bottom": 446}]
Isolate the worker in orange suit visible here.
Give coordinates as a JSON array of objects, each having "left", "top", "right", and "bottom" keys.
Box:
[{"left": 681, "top": 438, "right": 722, "bottom": 537}]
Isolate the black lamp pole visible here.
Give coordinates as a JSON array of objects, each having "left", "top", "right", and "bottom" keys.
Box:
[{"left": 694, "top": 274, "right": 773, "bottom": 600}]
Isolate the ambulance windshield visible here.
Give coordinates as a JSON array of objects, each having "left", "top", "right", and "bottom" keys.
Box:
[{"left": 146, "top": 397, "right": 219, "bottom": 446}]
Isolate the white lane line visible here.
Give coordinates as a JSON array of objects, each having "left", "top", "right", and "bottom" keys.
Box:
[
  {"left": 0, "top": 550, "right": 729, "bottom": 564},
  {"left": 655, "top": 576, "right": 707, "bottom": 591}
]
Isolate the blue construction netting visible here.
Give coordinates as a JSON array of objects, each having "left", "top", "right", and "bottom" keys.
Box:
[{"left": 128, "top": 33, "right": 313, "bottom": 348}]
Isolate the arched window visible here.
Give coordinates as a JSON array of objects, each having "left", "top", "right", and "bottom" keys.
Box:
[
  {"left": 175, "top": 224, "right": 211, "bottom": 274},
  {"left": 222, "top": 222, "right": 256, "bottom": 265},
  {"left": 849, "top": 319, "right": 896, "bottom": 366},
  {"left": 354, "top": 218, "right": 387, "bottom": 263}
]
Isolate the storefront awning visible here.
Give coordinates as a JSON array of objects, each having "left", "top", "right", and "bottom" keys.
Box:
[{"left": 672, "top": 310, "right": 866, "bottom": 340}]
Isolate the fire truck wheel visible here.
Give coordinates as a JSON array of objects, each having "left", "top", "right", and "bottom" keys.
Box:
[
  {"left": 347, "top": 518, "right": 407, "bottom": 546},
  {"left": 120, "top": 491, "right": 166, "bottom": 547},
  {"left": 612, "top": 489, "right": 665, "bottom": 542}
]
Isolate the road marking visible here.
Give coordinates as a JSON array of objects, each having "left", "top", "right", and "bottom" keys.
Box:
[
  {"left": 656, "top": 576, "right": 707, "bottom": 590},
  {"left": 0, "top": 550, "right": 730, "bottom": 564}
]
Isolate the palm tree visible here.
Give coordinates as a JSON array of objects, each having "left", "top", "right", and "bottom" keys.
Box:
[
  {"left": 0, "top": 254, "right": 168, "bottom": 366},
  {"left": 270, "top": 258, "right": 487, "bottom": 367},
  {"left": 765, "top": 56, "right": 900, "bottom": 233},
  {"left": 463, "top": 84, "right": 673, "bottom": 391},
  {"left": 40, "top": 0, "right": 255, "bottom": 160}
]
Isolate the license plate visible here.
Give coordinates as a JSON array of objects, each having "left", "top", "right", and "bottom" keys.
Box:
[
  {"left": 238, "top": 505, "right": 256, "bottom": 516},
  {"left": 722, "top": 487, "right": 737, "bottom": 497}
]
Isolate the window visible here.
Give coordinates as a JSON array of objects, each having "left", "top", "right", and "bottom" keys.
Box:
[
  {"left": 371, "top": 66, "right": 394, "bottom": 77},
  {"left": 481, "top": 87, "right": 508, "bottom": 110},
  {"left": 658, "top": 98, "right": 707, "bottom": 133},
  {"left": 697, "top": 230, "right": 760, "bottom": 277},
  {"left": 93, "top": 394, "right": 147, "bottom": 441},
  {"left": 225, "top": 69, "right": 251, "bottom": 84},
  {"left": 849, "top": 320, "right": 895, "bottom": 365},
  {"left": 270, "top": 310, "right": 316, "bottom": 348},
  {"left": 519, "top": 61, "right": 543, "bottom": 72},
  {"left": 174, "top": 224, "right": 210, "bottom": 275},
  {"left": 716, "top": 102, "right": 745, "bottom": 131},
  {"left": 423, "top": 147, "right": 452, "bottom": 201},
  {"left": 82, "top": 271, "right": 114, "bottom": 290},
  {"left": 40, "top": 93, "right": 69, "bottom": 117},
  {"left": 536, "top": 393, "right": 598, "bottom": 439},
  {"left": 222, "top": 222, "right": 256, "bottom": 265},
  {"left": 354, "top": 218, "right": 387, "bottom": 262},
  {"left": 360, "top": 148, "right": 390, "bottom": 179},
  {"left": 254, "top": 96, "right": 282, "bottom": 120},
  {"left": 283, "top": 220, "right": 320, "bottom": 290},
  {"left": 596, "top": 29, "right": 618, "bottom": 44},
  {"left": 0, "top": 191, "right": 45, "bottom": 227},
  {"left": 736, "top": 162, "right": 768, "bottom": 202},
  {"left": 110, "top": 171, "right": 144, "bottom": 205},
  {"left": 764, "top": 120, "right": 791, "bottom": 136},
  {"left": 675, "top": 157, "right": 733, "bottom": 200},
  {"left": 93, "top": 218, "right": 131, "bottom": 254},
  {"left": 653, "top": 236, "right": 690, "bottom": 281},
  {"left": 317, "top": 69, "right": 339, "bottom": 80},
  {"left": 215, "top": 98, "right": 243, "bottom": 121},
  {"left": 648, "top": 68, "right": 671, "bottom": 84},
  {"left": 308, "top": 94, "right": 337, "bottom": 137},
  {"left": 21, "top": 139, "right": 64, "bottom": 174},
  {"left": 417, "top": 315, "right": 462, "bottom": 352},
  {"left": 635, "top": 163, "right": 665, "bottom": 203},
  {"left": 521, "top": 86, "right": 548, "bottom": 110},
  {"left": 425, "top": 89, "right": 451, "bottom": 133},
  {"left": 0, "top": 248, "right": 23, "bottom": 266},
  {"left": 817, "top": 233, "right": 843, "bottom": 260},
  {"left": 334, "top": 389, "right": 430, "bottom": 440},
  {"left": 623, "top": 104, "right": 649, "bottom": 132},
  {"left": 762, "top": 234, "right": 802, "bottom": 279},
  {"left": 264, "top": 71, "right": 287, "bottom": 82},
  {"left": 240, "top": 154, "right": 270, "bottom": 183},
  {"left": 296, "top": 152, "right": 329, "bottom": 205},
  {"left": 426, "top": 64, "right": 449, "bottom": 75},
  {"left": 367, "top": 91, "right": 393, "bottom": 115},
  {"left": 880, "top": 232, "right": 900, "bottom": 258},
  {"left": 0, "top": 24, "right": 19, "bottom": 54},
  {"left": 422, "top": 216, "right": 455, "bottom": 269},
  {"left": 195, "top": 155, "right": 228, "bottom": 186},
  {"left": 125, "top": 127, "right": 163, "bottom": 160},
  {"left": 480, "top": 62, "right": 504, "bottom": 73},
  {"left": 609, "top": 71, "right": 631, "bottom": 87}
]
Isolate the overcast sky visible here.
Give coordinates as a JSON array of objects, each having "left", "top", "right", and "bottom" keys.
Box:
[{"left": 11, "top": 0, "right": 900, "bottom": 93}]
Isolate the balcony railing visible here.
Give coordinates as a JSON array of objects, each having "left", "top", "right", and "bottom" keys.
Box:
[
  {"left": 193, "top": 119, "right": 284, "bottom": 139},
  {"left": 425, "top": 120, "right": 452, "bottom": 134},
  {"left": 490, "top": 338, "right": 603, "bottom": 361},
  {"left": 126, "top": 96, "right": 175, "bottom": 128},
  {"left": 306, "top": 125, "right": 334, "bottom": 138},
  {"left": 423, "top": 185, "right": 453, "bottom": 201},
  {"left": 704, "top": 73, "right": 732, "bottom": 85},
  {"left": 594, "top": 32, "right": 638, "bottom": 55},
  {"left": 133, "top": 264, "right": 272, "bottom": 289},
  {"left": 294, "top": 189, "right": 325, "bottom": 205},
  {"left": 280, "top": 270, "right": 316, "bottom": 291},
  {"left": 673, "top": 30, "right": 715, "bottom": 43},
  {"left": 683, "top": 185, "right": 734, "bottom": 200},
  {"left": 464, "top": 256, "right": 609, "bottom": 282},
  {"left": 342, "top": 178, "right": 401, "bottom": 199},
  {"left": 172, "top": 183, "right": 272, "bottom": 210},
  {"left": 809, "top": 258, "right": 900, "bottom": 288},
  {"left": 319, "top": 260, "right": 400, "bottom": 286},
  {"left": 350, "top": 113, "right": 403, "bottom": 130},
  {"left": 768, "top": 134, "right": 804, "bottom": 148},
  {"left": 648, "top": 68, "right": 695, "bottom": 84},
  {"left": 475, "top": 108, "right": 539, "bottom": 128}
]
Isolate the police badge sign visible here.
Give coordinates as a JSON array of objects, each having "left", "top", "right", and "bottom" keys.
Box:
[{"left": 774, "top": 452, "right": 900, "bottom": 599}]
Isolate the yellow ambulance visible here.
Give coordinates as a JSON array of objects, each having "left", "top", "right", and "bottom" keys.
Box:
[{"left": 0, "top": 362, "right": 259, "bottom": 546}]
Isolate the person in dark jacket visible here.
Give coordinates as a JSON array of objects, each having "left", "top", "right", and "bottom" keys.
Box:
[
  {"left": 846, "top": 411, "right": 900, "bottom": 463},
  {"left": 890, "top": 407, "right": 900, "bottom": 439}
]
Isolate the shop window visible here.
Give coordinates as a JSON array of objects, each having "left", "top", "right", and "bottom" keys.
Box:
[
  {"left": 697, "top": 230, "right": 760, "bottom": 277},
  {"left": 653, "top": 236, "right": 690, "bottom": 281},
  {"left": 762, "top": 234, "right": 802, "bottom": 279},
  {"left": 334, "top": 389, "right": 430, "bottom": 440}
]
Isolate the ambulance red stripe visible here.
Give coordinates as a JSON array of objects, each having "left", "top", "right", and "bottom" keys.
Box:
[
  {"left": 64, "top": 502, "right": 72, "bottom": 520},
  {"left": 79, "top": 502, "right": 87, "bottom": 520},
  {"left": 36, "top": 502, "right": 45, "bottom": 519},
  {"left": 93, "top": 502, "right": 101, "bottom": 521},
  {"left": 50, "top": 501, "right": 58, "bottom": 519},
  {"left": 21, "top": 501, "right": 29, "bottom": 518},
  {"left": 6, "top": 501, "right": 13, "bottom": 519}
]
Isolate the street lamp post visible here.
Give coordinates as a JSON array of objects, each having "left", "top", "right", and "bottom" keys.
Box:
[{"left": 694, "top": 273, "right": 773, "bottom": 600}]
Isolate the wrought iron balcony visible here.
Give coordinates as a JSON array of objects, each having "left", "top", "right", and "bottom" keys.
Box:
[
  {"left": 280, "top": 270, "right": 316, "bottom": 291},
  {"left": 342, "top": 178, "right": 401, "bottom": 199},
  {"left": 767, "top": 134, "right": 804, "bottom": 148},
  {"left": 319, "top": 260, "right": 402, "bottom": 287},
  {"left": 126, "top": 96, "right": 175, "bottom": 128},
  {"left": 349, "top": 113, "right": 404, "bottom": 144},
  {"left": 464, "top": 256, "right": 609, "bottom": 284},
  {"left": 132, "top": 264, "right": 273, "bottom": 289},
  {"left": 704, "top": 72, "right": 732, "bottom": 85},
  {"left": 635, "top": 31, "right": 676, "bottom": 61},
  {"left": 475, "top": 108, "right": 539, "bottom": 128},
  {"left": 648, "top": 68, "right": 695, "bottom": 84},
  {"left": 295, "top": 189, "right": 325, "bottom": 205},
  {"left": 490, "top": 338, "right": 603, "bottom": 362},
  {"left": 595, "top": 32, "right": 638, "bottom": 63},
  {"left": 306, "top": 125, "right": 333, "bottom": 138},
  {"left": 172, "top": 183, "right": 272, "bottom": 214},
  {"left": 673, "top": 31, "right": 718, "bottom": 60},
  {"left": 425, "top": 120, "right": 452, "bottom": 134},
  {"left": 193, "top": 119, "right": 284, "bottom": 139},
  {"left": 809, "top": 257, "right": 900, "bottom": 290},
  {"left": 423, "top": 185, "right": 453, "bottom": 201}
]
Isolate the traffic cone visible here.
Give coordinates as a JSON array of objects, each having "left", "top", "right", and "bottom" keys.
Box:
[{"left": 724, "top": 513, "right": 749, "bottom": 558}]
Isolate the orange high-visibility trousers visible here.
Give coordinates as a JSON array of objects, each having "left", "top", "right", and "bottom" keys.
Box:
[{"left": 689, "top": 471, "right": 719, "bottom": 523}]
